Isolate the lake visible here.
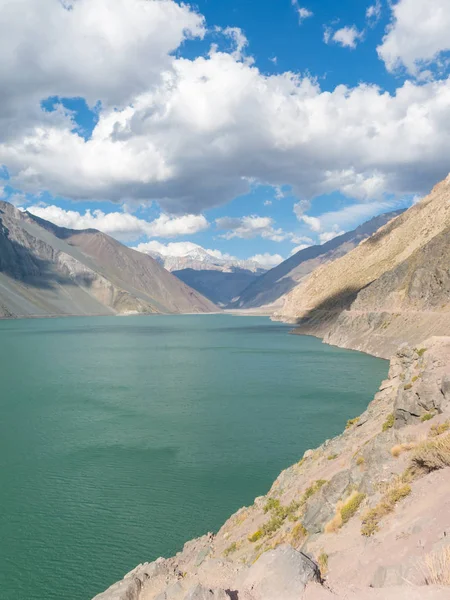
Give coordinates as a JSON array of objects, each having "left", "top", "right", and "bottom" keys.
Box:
[{"left": 0, "top": 315, "right": 387, "bottom": 599}]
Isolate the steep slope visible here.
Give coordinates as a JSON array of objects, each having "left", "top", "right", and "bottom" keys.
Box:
[
  {"left": 231, "top": 210, "right": 404, "bottom": 311},
  {"left": 0, "top": 201, "right": 217, "bottom": 318},
  {"left": 173, "top": 268, "right": 260, "bottom": 306},
  {"left": 94, "top": 338, "right": 450, "bottom": 600},
  {"left": 278, "top": 177, "right": 450, "bottom": 358}
]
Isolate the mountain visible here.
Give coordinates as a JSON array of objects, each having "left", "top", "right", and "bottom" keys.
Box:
[
  {"left": 145, "top": 245, "right": 265, "bottom": 274},
  {"left": 231, "top": 210, "right": 404, "bottom": 311},
  {"left": 277, "top": 175, "right": 450, "bottom": 358},
  {"left": 140, "top": 244, "right": 267, "bottom": 306},
  {"left": 95, "top": 336, "right": 450, "bottom": 600},
  {"left": 0, "top": 201, "right": 217, "bottom": 318}
]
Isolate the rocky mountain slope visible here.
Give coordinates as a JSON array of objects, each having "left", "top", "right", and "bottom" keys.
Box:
[
  {"left": 277, "top": 176, "right": 450, "bottom": 358},
  {"left": 94, "top": 337, "right": 450, "bottom": 599},
  {"left": 230, "top": 211, "right": 403, "bottom": 311},
  {"left": 141, "top": 246, "right": 266, "bottom": 306},
  {"left": 0, "top": 201, "right": 217, "bottom": 318}
]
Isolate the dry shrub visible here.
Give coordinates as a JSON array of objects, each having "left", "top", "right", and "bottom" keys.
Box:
[
  {"left": 289, "top": 523, "right": 307, "bottom": 547},
  {"left": 429, "top": 420, "right": 450, "bottom": 438},
  {"left": 422, "top": 546, "right": 450, "bottom": 586},
  {"left": 325, "top": 491, "right": 365, "bottom": 533},
  {"left": 391, "top": 442, "right": 416, "bottom": 458},
  {"left": 361, "top": 477, "right": 411, "bottom": 537},
  {"left": 411, "top": 434, "right": 450, "bottom": 475},
  {"left": 325, "top": 508, "right": 343, "bottom": 533}
]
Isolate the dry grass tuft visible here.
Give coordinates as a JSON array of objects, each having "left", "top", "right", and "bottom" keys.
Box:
[
  {"left": 422, "top": 546, "right": 450, "bottom": 586},
  {"left": 325, "top": 491, "right": 366, "bottom": 533},
  {"left": 411, "top": 434, "right": 450, "bottom": 475},
  {"left": 391, "top": 442, "right": 416, "bottom": 458},
  {"left": 361, "top": 477, "right": 411, "bottom": 537},
  {"left": 318, "top": 551, "right": 329, "bottom": 575},
  {"left": 346, "top": 417, "right": 359, "bottom": 430},
  {"left": 429, "top": 420, "right": 450, "bottom": 438},
  {"left": 289, "top": 523, "right": 308, "bottom": 547}
]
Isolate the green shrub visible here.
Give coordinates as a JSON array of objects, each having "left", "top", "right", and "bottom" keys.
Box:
[
  {"left": 302, "top": 480, "right": 327, "bottom": 503},
  {"left": 356, "top": 456, "right": 365, "bottom": 466},
  {"left": 224, "top": 542, "right": 238, "bottom": 556},
  {"left": 327, "top": 453, "right": 338, "bottom": 460},
  {"left": 429, "top": 420, "right": 450, "bottom": 437},
  {"left": 382, "top": 413, "right": 395, "bottom": 432},
  {"left": 416, "top": 347, "right": 427, "bottom": 357},
  {"left": 290, "top": 522, "right": 307, "bottom": 546},
  {"left": 248, "top": 530, "right": 263, "bottom": 543},
  {"left": 361, "top": 479, "right": 411, "bottom": 537},
  {"left": 421, "top": 413, "right": 434, "bottom": 422},
  {"left": 264, "top": 498, "right": 280, "bottom": 513},
  {"left": 346, "top": 417, "right": 359, "bottom": 430},
  {"left": 341, "top": 492, "right": 366, "bottom": 524}
]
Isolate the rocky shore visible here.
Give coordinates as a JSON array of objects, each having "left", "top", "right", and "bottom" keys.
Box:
[{"left": 93, "top": 336, "right": 450, "bottom": 599}]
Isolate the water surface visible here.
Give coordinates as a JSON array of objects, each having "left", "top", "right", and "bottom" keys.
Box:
[{"left": 0, "top": 315, "right": 387, "bottom": 599}]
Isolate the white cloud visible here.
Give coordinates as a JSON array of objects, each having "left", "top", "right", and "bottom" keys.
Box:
[
  {"left": 248, "top": 253, "right": 284, "bottom": 268},
  {"left": 264, "top": 200, "right": 272, "bottom": 206},
  {"left": 0, "top": 0, "right": 450, "bottom": 216},
  {"left": 26, "top": 205, "right": 209, "bottom": 241},
  {"left": 290, "top": 244, "right": 311, "bottom": 254},
  {"left": 378, "top": 0, "right": 450, "bottom": 76},
  {"left": 366, "top": 1, "right": 382, "bottom": 25},
  {"left": 291, "top": 1, "right": 313, "bottom": 24},
  {"left": 327, "top": 26, "right": 364, "bottom": 49},
  {"left": 300, "top": 214, "right": 321, "bottom": 232},
  {"left": 216, "top": 215, "right": 288, "bottom": 242},
  {"left": 319, "top": 229, "right": 346, "bottom": 244}
]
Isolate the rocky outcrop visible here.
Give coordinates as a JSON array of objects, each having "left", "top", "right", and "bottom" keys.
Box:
[
  {"left": 276, "top": 176, "right": 450, "bottom": 358},
  {"left": 230, "top": 211, "right": 403, "bottom": 311},
  {"left": 0, "top": 201, "right": 217, "bottom": 318},
  {"left": 93, "top": 337, "right": 450, "bottom": 600}
]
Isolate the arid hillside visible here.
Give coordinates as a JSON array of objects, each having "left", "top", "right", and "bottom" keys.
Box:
[{"left": 277, "top": 176, "right": 450, "bottom": 358}]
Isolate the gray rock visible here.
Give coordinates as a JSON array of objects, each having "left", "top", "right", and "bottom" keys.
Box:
[
  {"left": 155, "top": 582, "right": 186, "bottom": 600},
  {"left": 183, "top": 585, "right": 229, "bottom": 600},
  {"left": 241, "top": 545, "right": 320, "bottom": 600}
]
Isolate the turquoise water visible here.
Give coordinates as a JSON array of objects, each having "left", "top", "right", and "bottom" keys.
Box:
[{"left": 0, "top": 315, "right": 387, "bottom": 600}]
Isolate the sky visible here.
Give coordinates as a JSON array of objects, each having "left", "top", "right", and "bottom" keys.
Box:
[{"left": 1, "top": 0, "right": 450, "bottom": 268}]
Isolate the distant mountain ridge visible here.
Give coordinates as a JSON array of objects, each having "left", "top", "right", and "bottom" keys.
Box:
[
  {"left": 139, "top": 244, "right": 267, "bottom": 306},
  {"left": 0, "top": 201, "right": 217, "bottom": 318},
  {"left": 231, "top": 210, "right": 404, "bottom": 310}
]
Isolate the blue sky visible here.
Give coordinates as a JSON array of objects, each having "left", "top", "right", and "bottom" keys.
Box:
[{"left": 1, "top": 0, "right": 450, "bottom": 267}]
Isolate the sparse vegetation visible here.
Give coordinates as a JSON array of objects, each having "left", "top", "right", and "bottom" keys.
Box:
[
  {"left": 429, "top": 420, "right": 450, "bottom": 437},
  {"left": 410, "top": 434, "right": 450, "bottom": 475},
  {"left": 356, "top": 455, "right": 365, "bottom": 467},
  {"left": 264, "top": 498, "right": 281, "bottom": 513},
  {"left": 361, "top": 477, "right": 411, "bottom": 537},
  {"left": 346, "top": 417, "right": 359, "bottom": 429},
  {"left": 248, "top": 530, "right": 263, "bottom": 543},
  {"left": 289, "top": 523, "right": 307, "bottom": 546},
  {"left": 421, "top": 413, "right": 434, "bottom": 422},
  {"left": 391, "top": 442, "right": 416, "bottom": 458},
  {"left": 415, "top": 347, "right": 427, "bottom": 357},
  {"left": 224, "top": 541, "right": 239, "bottom": 556},
  {"left": 325, "top": 491, "right": 366, "bottom": 533},
  {"left": 382, "top": 413, "right": 395, "bottom": 431},
  {"left": 404, "top": 383, "right": 412, "bottom": 391},
  {"left": 422, "top": 547, "right": 450, "bottom": 586},
  {"left": 340, "top": 492, "right": 366, "bottom": 524},
  {"left": 327, "top": 453, "right": 338, "bottom": 460},
  {"left": 412, "top": 375, "right": 420, "bottom": 383},
  {"left": 302, "top": 480, "right": 327, "bottom": 503},
  {"left": 318, "top": 551, "right": 329, "bottom": 574}
]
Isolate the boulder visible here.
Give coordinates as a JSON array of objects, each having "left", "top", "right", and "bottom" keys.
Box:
[{"left": 241, "top": 545, "right": 320, "bottom": 600}]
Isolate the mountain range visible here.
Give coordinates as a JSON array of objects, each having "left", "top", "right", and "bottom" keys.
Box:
[
  {"left": 0, "top": 202, "right": 217, "bottom": 318},
  {"left": 142, "top": 245, "right": 267, "bottom": 306}
]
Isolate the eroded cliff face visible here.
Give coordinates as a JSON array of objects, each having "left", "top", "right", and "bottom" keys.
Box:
[
  {"left": 93, "top": 337, "right": 450, "bottom": 600},
  {"left": 276, "top": 177, "right": 450, "bottom": 359}
]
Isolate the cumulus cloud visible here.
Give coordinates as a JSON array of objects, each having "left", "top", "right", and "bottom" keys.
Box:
[
  {"left": 326, "top": 26, "right": 364, "bottom": 49},
  {"left": 290, "top": 244, "right": 312, "bottom": 255},
  {"left": 0, "top": 0, "right": 450, "bottom": 218},
  {"left": 378, "top": 0, "right": 450, "bottom": 76},
  {"left": 248, "top": 253, "right": 284, "bottom": 268},
  {"left": 216, "top": 215, "right": 288, "bottom": 242},
  {"left": 26, "top": 205, "right": 209, "bottom": 241}
]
